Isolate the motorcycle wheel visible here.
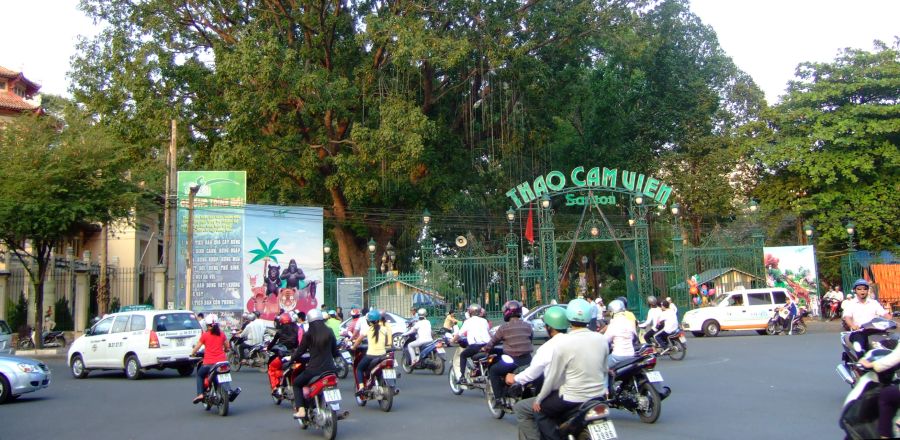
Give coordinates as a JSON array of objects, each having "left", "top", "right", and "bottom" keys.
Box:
[
  {"left": 636, "top": 382, "right": 662, "bottom": 423},
  {"left": 793, "top": 322, "right": 807, "bottom": 335},
  {"left": 449, "top": 367, "right": 464, "bottom": 395},
  {"left": 485, "top": 384, "right": 505, "bottom": 419},
  {"left": 229, "top": 351, "right": 242, "bottom": 372},
  {"left": 18, "top": 338, "right": 34, "bottom": 349},
  {"left": 256, "top": 352, "right": 268, "bottom": 373},
  {"left": 766, "top": 322, "right": 778, "bottom": 335},
  {"left": 322, "top": 408, "right": 337, "bottom": 440},
  {"left": 401, "top": 353, "right": 413, "bottom": 374},
  {"left": 217, "top": 385, "right": 229, "bottom": 416},
  {"left": 667, "top": 340, "right": 686, "bottom": 361},
  {"left": 433, "top": 355, "right": 445, "bottom": 375},
  {"left": 335, "top": 356, "right": 349, "bottom": 379},
  {"left": 378, "top": 377, "right": 393, "bottom": 412},
  {"left": 55, "top": 335, "right": 66, "bottom": 347}
]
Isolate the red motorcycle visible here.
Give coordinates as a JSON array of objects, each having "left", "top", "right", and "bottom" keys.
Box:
[
  {"left": 351, "top": 347, "right": 400, "bottom": 412},
  {"left": 296, "top": 372, "right": 347, "bottom": 440}
]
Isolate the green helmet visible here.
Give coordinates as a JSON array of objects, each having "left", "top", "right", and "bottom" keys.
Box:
[
  {"left": 565, "top": 298, "right": 593, "bottom": 324},
  {"left": 542, "top": 306, "right": 569, "bottom": 331}
]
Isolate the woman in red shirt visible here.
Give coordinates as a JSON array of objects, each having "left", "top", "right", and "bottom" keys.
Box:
[{"left": 190, "top": 314, "right": 231, "bottom": 403}]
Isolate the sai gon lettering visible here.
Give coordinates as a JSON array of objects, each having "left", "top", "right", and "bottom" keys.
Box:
[{"left": 505, "top": 166, "right": 672, "bottom": 209}]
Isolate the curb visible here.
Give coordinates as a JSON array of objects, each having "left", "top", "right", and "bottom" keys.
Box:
[{"left": 13, "top": 348, "right": 67, "bottom": 358}]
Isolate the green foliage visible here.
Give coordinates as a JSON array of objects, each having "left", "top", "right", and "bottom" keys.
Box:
[
  {"left": 109, "top": 298, "right": 121, "bottom": 314},
  {"left": 53, "top": 297, "right": 75, "bottom": 332},
  {"left": 755, "top": 41, "right": 900, "bottom": 251},
  {"left": 7, "top": 292, "right": 28, "bottom": 334}
]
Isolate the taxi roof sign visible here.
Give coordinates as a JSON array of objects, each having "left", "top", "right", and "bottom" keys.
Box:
[{"left": 119, "top": 304, "right": 154, "bottom": 312}]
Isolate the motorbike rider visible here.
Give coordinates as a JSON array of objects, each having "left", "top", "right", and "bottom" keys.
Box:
[
  {"left": 506, "top": 305, "right": 568, "bottom": 398},
  {"left": 453, "top": 303, "right": 492, "bottom": 384},
  {"left": 351, "top": 309, "right": 393, "bottom": 393},
  {"left": 665, "top": 297, "right": 678, "bottom": 315},
  {"left": 859, "top": 345, "right": 900, "bottom": 439},
  {"left": 441, "top": 308, "right": 459, "bottom": 335},
  {"left": 604, "top": 299, "right": 636, "bottom": 366},
  {"left": 525, "top": 298, "right": 608, "bottom": 440},
  {"left": 289, "top": 308, "right": 338, "bottom": 419},
  {"left": 268, "top": 313, "right": 300, "bottom": 353},
  {"left": 239, "top": 312, "right": 267, "bottom": 360},
  {"left": 844, "top": 279, "right": 891, "bottom": 354},
  {"left": 654, "top": 300, "right": 678, "bottom": 349},
  {"left": 325, "top": 310, "right": 342, "bottom": 339},
  {"left": 342, "top": 308, "right": 362, "bottom": 338},
  {"left": 639, "top": 296, "right": 662, "bottom": 344},
  {"left": 190, "top": 315, "right": 238, "bottom": 404},
  {"left": 615, "top": 296, "right": 637, "bottom": 323},
  {"left": 482, "top": 300, "right": 533, "bottom": 404},
  {"left": 775, "top": 295, "right": 799, "bottom": 334},
  {"left": 404, "top": 308, "right": 433, "bottom": 365}
]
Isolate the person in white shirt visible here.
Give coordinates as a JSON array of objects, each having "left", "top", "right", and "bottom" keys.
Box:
[
  {"left": 844, "top": 279, "right": 890, "bottom": 330},
  {"left": 654, "top": 300, "right": 679, "bottom": 349},
  {"left": 639, "top": 296, "right": 662, "bottom": 344},
  {"left": 404, "top": 308, "right": 433, "bottom": 364},
  {"left": 353, "top": 308, "right": 370, "bottom": 339},
  {"left": 665, "top": 297, "right": 678, "bottom": 315},
  {"left": 452, "top": 304, "right": 491, "bottom": 383},
  {"left": 509, "top": 306, "right": 569, "bottom": 440},
  {"left": 604, "top": 300, "right": 636, "bottom": 367}
]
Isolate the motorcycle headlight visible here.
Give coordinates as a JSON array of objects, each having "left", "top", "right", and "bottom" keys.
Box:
[{"left": 17, "top": 363, "right": 36, "bottom": 373}]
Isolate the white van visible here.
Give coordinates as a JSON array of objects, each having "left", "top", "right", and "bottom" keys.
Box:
[
  {"left": 67, "top": 309, "right": 202, "bottom": 379},
  {"left": 681, "top": 288, "right": 790, "bottom": 337}
]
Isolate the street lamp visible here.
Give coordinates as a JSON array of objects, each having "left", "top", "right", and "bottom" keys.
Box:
[
  {"left": 323, "top": 239, "right": 332, "bottom": 256},
  {"left": 628, "top": 218, "right": 635, "bottom": 227},
  {"left": 368, "top": 238, "right": 376, "bottom": 253},
  {"left": 422, "top": 209, "right": 431, "bottom": 225},
  {"left": 590, "top": 225, "right": 599, "bottom": 237},
  {"left": 635, "top": 196, "right": 644, "bottom": 205},
  {"left": 540, "top": 194, "right": 551, "bottom": 209},
  {"left": 846, "top": 221, "right": 856, "bottom": 251},
  {"left": 670, "top": 203, "right": 680, "bottom": 216},
  {"left": 506, "top": 207, "right": 515, "bottom": 223},
  {"left": 804, "top": 224, "right": 814, "bottom": 238},
  {"left": 384, "top": 242, "right": 396, "bottom": 273},
  {"left": 367, "top": 237, "right": 377, "bottom": 288},
  {"left": 749, "top": 199, "right": 759, "bottom": 213}
]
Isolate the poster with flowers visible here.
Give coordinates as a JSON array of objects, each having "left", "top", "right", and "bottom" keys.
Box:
[{"left": 764, "top": 245, "right": 818, "bottom": 307}]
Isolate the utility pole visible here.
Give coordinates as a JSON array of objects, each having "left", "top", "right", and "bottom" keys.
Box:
[
  {"left": 162, "top": 120, "right": 177, "bottom": 308},
  {"left": 185, "top": 185, "right": 200, "bottom": 311}
]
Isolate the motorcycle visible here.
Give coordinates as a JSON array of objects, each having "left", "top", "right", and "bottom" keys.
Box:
[
  {"left": 645, "top": 329, "right": 687, "bottom": 361},
  {"left": 295, "top": 371, "right": 348, "bottom": 440},
  {"left": 18, "top": 328, "right": 66, "bottom": 349},
  {"left": 400, "top": 335, "right": 447, "bottom": 375},
  {"left": 449, "top": 339, "right": 493, "bottom": 395},
  {"left": 839, "top": 349, "right": 900, "bottom": 439},
  {"left": 608, "top": 344, "right": 671, "bottom": 423},
  {"left": 558, "top": 398, "right": 619, "bottom": 440},
  {"left": 352, "top": 347, "right": 400, "bottom": 412},
  {"left": 194, "top": 358, "right": 241, "bottom": 417},
  {"left": 766, "top": 307, "right": 808, "bottom": 335},
  {"left": 837, "top": 317, "right": 898, "bottom": 387},
  {"left": 484, "top": 353, "right": 537, "bottom": 420},
  {"left": 822, "top": 298, "right": 842, "bottom": 321},
  {"left": 334, "top": 337, "right": 353, "bottom": 379},
  {"left": 228, "top": 332, "right": 269, "bottom": 373},
  {"left": 271, "top": 348, "right": 299, "bottom": 405}
]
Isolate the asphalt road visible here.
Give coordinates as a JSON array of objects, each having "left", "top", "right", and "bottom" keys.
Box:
[{"left": 1, "top": 324, "right": 848, "bottom": 440}]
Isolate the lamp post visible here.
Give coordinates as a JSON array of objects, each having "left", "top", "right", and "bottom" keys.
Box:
[
  {"left": 367, "top": 238, "right": 376, "bottom": 289},
  {"left": 384, "top": 242, "right": 396, "bottom": 274},
  {"left": 804, "top": 224, "right": 822, "bottom": 316},
  {"left": 323, "top": 239, "right": 333, "bottom": 306},
  {"left": 538, "top": 194, "right": 558, "bottom": 303},
  {"left": 846, "top": 221, "right": 856, "bottom": 252},
  {"left": 506, "top": 207, "right": 520, "bottom": 301},
  {"left": 420, "top": 209, "right": 434, "bottom": 292},
  {"left": 185, "top": 184, "right": 200, "bottom": 310}
]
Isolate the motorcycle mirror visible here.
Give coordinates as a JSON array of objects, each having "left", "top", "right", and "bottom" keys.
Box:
[{"left": 501, "top": 354, "right": 515, "bottom": 364}]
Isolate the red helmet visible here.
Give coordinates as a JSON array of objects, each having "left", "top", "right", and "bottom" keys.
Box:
[
  {"left": 279, "top": 313, "right": 292, "bottom": 325},
  {"left": 502, "top": 300, "right": 523, "bottom": 322},
  {"left": 350, "top": 308, "right": 361, "bottom": 318}
]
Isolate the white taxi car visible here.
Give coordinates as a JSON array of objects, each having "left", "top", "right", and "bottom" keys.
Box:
[
  {"left": 681, "top": 287, "right": 790, "bottom": 337},
  {"left": 68, "top": 309, "right": 202, "bottom": 379}
]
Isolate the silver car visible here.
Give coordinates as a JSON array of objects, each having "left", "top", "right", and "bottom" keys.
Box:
[
  {"left": 523, "top": 304, "right": 568, "bottom": 341},
  {"left": 340, "top": 312, "right": 409, "bottom": 349},
  {"left": 0, "top": 320, "right": 12, "bottom": 355},
  {"left": 0, "top": 354, "right": 51, "bottom": 403}
]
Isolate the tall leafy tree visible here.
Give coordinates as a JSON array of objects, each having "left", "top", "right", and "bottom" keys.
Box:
[
  {"left": 0, "top": 97, "right": 146, "bottom": 347},
  {"left": 756, "top": 41, "right": 900, "bottom": 251}
]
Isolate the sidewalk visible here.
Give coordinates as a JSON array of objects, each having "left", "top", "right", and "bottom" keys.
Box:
[{"left": 12, "top": 347, "right": 68, "bottom": 359}]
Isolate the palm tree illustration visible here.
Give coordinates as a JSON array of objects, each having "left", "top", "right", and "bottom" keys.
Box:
[{"left": 248, "top": 238, "right": 283, "bottom": 278}]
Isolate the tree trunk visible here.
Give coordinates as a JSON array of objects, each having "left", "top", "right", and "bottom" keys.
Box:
[
  {"left": 98, "top": 222, "right": 109, "bottom": 315},
  {"left": 333, "top": 225, "right": 369, "bottom": 276}
]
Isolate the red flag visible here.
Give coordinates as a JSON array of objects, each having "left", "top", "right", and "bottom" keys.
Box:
[{"left": 525, "top": 207, "right": 534, "bottom": 244}]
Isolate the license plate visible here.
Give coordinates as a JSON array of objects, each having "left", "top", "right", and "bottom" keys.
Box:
[
  {"left": 645, "top": 371, "right": 663, "bottom": 383},
  {"left": 341, "top": 351, "right": 352, "bottom": 362},
  {"left": 588, "top": 419, "right": 617, "bottom": 440},
  {"left": 176, "top": 338, "right": 185, "bottom": 347},
  {"left": 678, "top": 335, "right": 686, "bottom": 343},
  {"left": 382, "top": 368, "right": 397, "bottom": 379},
  {"left": 217, "top": 373, "right": 232, "bottom": 383},
  {"left": 436, "top": 347, "right": 445, "bottom": 354},
  {"left": 323, "top": 388, "right": 341, "bottom": 403}
]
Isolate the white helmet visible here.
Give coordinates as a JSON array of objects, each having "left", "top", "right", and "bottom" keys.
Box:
[
  {"left": 608, "top": 300, "right": 625, "bottom": 314},
  {"left": 204, "top": 314, "right": 218, "bottom": 326},
  {"left": 307, "top": 308, "right": 324, "bottom": 322},
  {"left": 417, "top": 308, "right": 427, "bottom": 318},
  {"left": 247, "top": 313, "right": 256, "bottom": 322}
]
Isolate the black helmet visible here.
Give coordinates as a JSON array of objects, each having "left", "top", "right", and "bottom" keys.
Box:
[{"left": 502, "top": 300, "right": 523, "bottom": 322}]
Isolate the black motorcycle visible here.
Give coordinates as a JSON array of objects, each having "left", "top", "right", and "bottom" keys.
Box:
[
  {"left": 18, "top": 328, "right": 66, "bottom": 349},
  {"left": 484, "top": 352, "right": 537, "bottom": 420},
  {"left": 558, "top": 397, "right": 619, "bottom": 440},
  {"left": 608, "top": 344, "right": 671, "bottom": 423},
  {"left": 766, "top": 307, "right": 809, "bottom": 335},
  {"left": 837, "top": 317, "right": 898, "bottom": 387},
  {"left": 839, "top": 348, "right": 900, "bottom": 439},
  {"left": 228, "top": 332, "right": 268, "bottom": 373}
]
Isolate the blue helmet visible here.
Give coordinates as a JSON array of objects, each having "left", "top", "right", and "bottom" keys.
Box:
[
  {"left": 852, "top": 279, "right": 870, "bottom": 289},
  {"left": 566, "top": 298, "right": 593, "bottom": 324},
  {"left": 367, "top": 309, "right": 382, "bottom": 322}
]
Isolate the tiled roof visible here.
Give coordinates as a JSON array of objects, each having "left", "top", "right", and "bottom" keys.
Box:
[
  {"left": 0, "top": 91, "right": 39, "bottom": 111},
  {"left": 0, "top": 66, "right": 20, "bottom": 78},
  {"left": 0, "top": 65, "right": 41, "bottom": 92}
]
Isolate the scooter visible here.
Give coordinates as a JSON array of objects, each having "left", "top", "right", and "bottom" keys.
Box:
[
  {"left": 295, "top": 371, "right": 348, "bottom": 440},
  {"left": 193, "top": 358, "right": 241, "bottom": 417},
  {"left": 335, "top": 337, "right": 353, "bottom": 379},
  {"left": 18, "top": 328, "right": 66, "bottom": 349},
  {"left": 448, "top": 338, "right": 493, "bottom": 395},
  {"left": 837, "top": 317, "right": 898, "bottom": 387},
  {"left": 839, "top": 349, "right": 900, "bottom": 439},
  {"left": 608, "top": 343, "right": 671, "bottom": 423},
  {"left": 228, "top": 332, "right": 268, "bottom": 373},
  {"left": 484, "top": 353, "right": 537, "bottom": 420},
  {"left": 646, "top": 330, "right": 687, "bottom": 361},
  {"left": 400, "top": 336, "right": 447, "bottom": 375},
  {"left": 766, "top": 307, "right": 809, "bottom": 335},
  {"left": 558, "top": 398, "right": 619, "bottom": 440},
  {"left": 352, "top": 347, "right": 400, "bottom": 412}
]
